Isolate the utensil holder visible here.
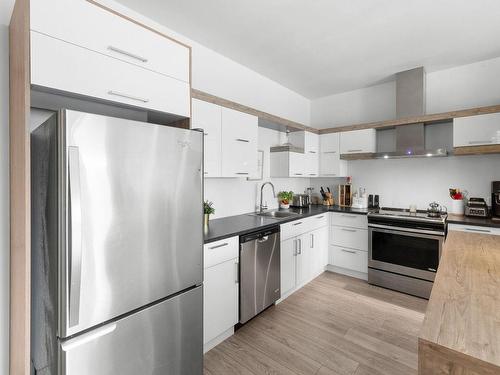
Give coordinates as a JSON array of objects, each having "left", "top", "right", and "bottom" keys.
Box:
[{"left": 451, "top": 199, "right": 464, "bottom": 215}]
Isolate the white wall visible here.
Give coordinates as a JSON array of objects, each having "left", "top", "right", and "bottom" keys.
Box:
[
  {"left": 346, "top": 155, "right": 500, "bottom": 210},
  {"left": 0, "top": 24, "right": 9, "bottom": 375},
  {"left": 97, "top": 0, "right": 311, "bottom": 126},
  {"left": 204, "top": 127, "right": 311, "bottom": 218},
  {"left": 311, "top": 56, "right": 500, "bottom": 129},
  {"left": 311, "top": 81, "right": 396, "bottom": 128}
]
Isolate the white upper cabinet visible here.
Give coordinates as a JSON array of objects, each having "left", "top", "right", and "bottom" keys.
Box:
[
  {"left": 453, "top": 113, "right": 500, "bottom": 147},
  {"left": 31, "top": 31, "right": 190, "bottom": 116},
  {"left": 192, "top": 99, "right": 222, "bottom": 178},
  {"left": 221, "top": 108, "right": 258, "bottom": 178},
  {"left": 289, "top": 131, "right": 319, "bottom": 177},
  {"left": 340, "top": 129, "right": 377, "bottom": 155},
  {"left": 30, "top": 0, "right": 190, "bottom": 83},
  {"left": 30, "top": 0, "right": 190, "bottom": 117},
  {"left": 319, "top": 133, "right": 348, "bottom": 177}
]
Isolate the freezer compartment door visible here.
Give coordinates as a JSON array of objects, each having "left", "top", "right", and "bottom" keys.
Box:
[
  {"left": 61, "top": 110, "right": 203, "bottom": 336},
  {"left": 60, "top": 286, "right": 202, "bottom": 375}
]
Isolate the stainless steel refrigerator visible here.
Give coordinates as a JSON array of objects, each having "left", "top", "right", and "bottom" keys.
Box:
[{"left": 31, "top": 110, "right": 203, "bottom": 374}]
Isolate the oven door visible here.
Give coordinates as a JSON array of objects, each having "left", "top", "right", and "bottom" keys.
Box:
[{"left": 368, "top": 225, "right": 443, "bottom": 281}]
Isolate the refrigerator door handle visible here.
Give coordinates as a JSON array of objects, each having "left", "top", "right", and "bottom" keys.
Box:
[
  {"left": 68, "top": 146, "right": 83, "bottom": 327},
  {"left": 61, "top": 322, "right": 117, "bottom": 352}
]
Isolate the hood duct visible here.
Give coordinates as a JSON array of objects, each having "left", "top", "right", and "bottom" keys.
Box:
[{"left": 374, "top": 67, "right": 447, "bottom": 159}]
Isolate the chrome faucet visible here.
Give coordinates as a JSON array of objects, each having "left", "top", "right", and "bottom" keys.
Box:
[{"left": 260, "top": 182, "right": 276, "bottom": 213}]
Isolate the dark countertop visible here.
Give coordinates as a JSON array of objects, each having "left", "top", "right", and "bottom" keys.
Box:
[
  {"left": 203, "top": 205, "right": 373, "bottom": 244},
  {"left": 447, "top": 213, "right": 500, "bottom": 229}
]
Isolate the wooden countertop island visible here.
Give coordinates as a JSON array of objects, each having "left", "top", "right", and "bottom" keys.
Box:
[{"left": 419, "top": 230, "right": 500, "bottom": 375}]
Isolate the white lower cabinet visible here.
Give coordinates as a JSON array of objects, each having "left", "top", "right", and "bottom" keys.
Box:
[
  {"left": 280, "top": 214, "right": 329, "bottom": 300},
  {"left": 329, "top": 213, "right": 369, "bottom": 279},
  {"left": 203, "top": 237, "right": 239, "bottom": 352}
]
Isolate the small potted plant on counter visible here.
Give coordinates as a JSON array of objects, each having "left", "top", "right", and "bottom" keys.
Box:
[
  {"left": 278, "top": 191, "right": 293, "bottom": 209},
  {"left": 204, "top": 200, "right": 215, "bottom": 226}
]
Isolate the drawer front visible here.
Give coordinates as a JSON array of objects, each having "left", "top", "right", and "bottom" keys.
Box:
[
  {"left": 281, "top": 219, "right": 310, "bottom": 241},
  {"left": 309, "top": 213, "right": 329, "bottom": 229},
  {"left": 204, "top": 237, "right": 239, "bottom": 268},
  {"left": 31, "top": 32, "right": 190, "bottom": 116},
  {"left": 331, "top": 226, "right": 368, "bottom": 251},
  {"left": 448, "top": 224, "right": 500, "bottom": 236},
  {"left": 330, "top": 212, "right": 368, "bottom": 229},
  {"left": 330, "top": 245, "right": 368, "bottom": 273},
  {"left": 31, "top": 0, "right": 190, "bottom": 83}
]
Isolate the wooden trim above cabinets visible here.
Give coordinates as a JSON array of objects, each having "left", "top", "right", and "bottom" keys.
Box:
[
  {"left": 9, "top": 0, "right": 31, "bottom": 374},
  {"left": 318, "top": 104, "right": 500, "bottom": 134},
  {"left": 191, "top": 89, "right": 318, "bottom": 134},
  {"left": 453, "top": 144, "right": 500, "bottom": 156},
  {"left": 340, "top": 152, "right": 375, "bottom": 161}
]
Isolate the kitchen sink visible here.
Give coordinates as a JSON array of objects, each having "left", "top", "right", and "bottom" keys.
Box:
[{"left": 250, "top": 211, "right": 300, "bottom": 219}]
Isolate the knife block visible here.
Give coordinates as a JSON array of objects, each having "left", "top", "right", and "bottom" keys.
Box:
[{"left": 323, "top": 192, "right": 334, "bottom": 206}]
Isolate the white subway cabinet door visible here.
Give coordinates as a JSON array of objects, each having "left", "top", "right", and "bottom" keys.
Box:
[
  {"left": 192, "top": 99, "right": 222, "bottom": 177},
  {"left": 289, "top": 152, "right": 307, "bottom": 177},
  {"left": 306, "top": 151, "right": 319, "bottom": 177},
  {"left": 331, "top": 246, "right": 368, "bottom": 273},
  {"left": 31, "top": 0, "right": 190, "bottom": 83},
  {"left": 221, "top": 108, "right": 258, "bottom": 177},
  {"left": 281, "top": 238, "right": 297, "bottom": 295},
  {"left": 203, "top": 258, "right": 238, "bottom": 345},
  {"left": 340, "top": 129, "right": 377, "bottom": 154},
  {"left": 31, "top": 31, "right": 190, "bottom": 116},
  {"left": 453, "top": 113, "right": 500, "bottom": 147},
  {"left": 310, "top": 226, "right": 328, "bottom": 275},
  {"left": 320, "top": 132, "right": 346, "bottom": 177},
  {"left": 296, "top": 234, "right": 313, "bottom": 286}
]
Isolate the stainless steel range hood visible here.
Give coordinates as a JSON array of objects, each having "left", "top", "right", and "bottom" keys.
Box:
[{"left": 374, "top": 67, "right": 447, "bottom": 159}]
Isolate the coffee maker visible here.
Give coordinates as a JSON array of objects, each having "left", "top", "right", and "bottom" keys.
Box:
[{"left": 492, "top": 181, "right": 500, "bottom": 219}]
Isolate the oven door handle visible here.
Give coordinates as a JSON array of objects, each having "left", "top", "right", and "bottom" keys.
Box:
[{"left": 368, "top": 223, "right": 445, "bottom": 237}]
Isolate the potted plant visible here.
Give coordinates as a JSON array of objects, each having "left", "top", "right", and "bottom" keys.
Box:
[
  {"left": 277, "top": 191, "right": 293, "bottom": 209},
  {"left": 204, "top": 200, "right": 215, "bottom": 226}
]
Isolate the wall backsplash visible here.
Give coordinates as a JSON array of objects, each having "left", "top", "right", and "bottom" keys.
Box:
[
  {"left": 204, "top": 127, "right": 311, "bottom": 219},
  {"left": 206, "top": 125, "right": 500, "bottom": 218},
  {"left": 346, "top": 155, "right": 500, "bottom": 210}
]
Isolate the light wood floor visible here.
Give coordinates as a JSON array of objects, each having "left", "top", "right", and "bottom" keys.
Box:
[{"left": 204, "top": 272, "right": 428, "bottom": 375}]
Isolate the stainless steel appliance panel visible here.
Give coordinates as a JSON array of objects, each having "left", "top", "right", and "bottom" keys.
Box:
[
  {"left": 239, "top": 227, "right": 280, "bottom": 324},
  {"left": 61, "top": 110, "right": 203, "bottom": 337},
  {"left": 368, "top": 225, "right": 442, "bottom": 282},
  {"left": 60, "top": 286, "right": 203, "bottom": 375}
]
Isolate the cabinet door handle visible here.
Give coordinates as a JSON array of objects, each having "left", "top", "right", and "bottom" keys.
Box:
[
  {"left": 468, "top": 140, "right": 492, "bottom": 145},
  {"left": 294, "top": 173, "right": 303, "bottom": 176},
  {"left": 208, "top": 242, "right": 228, "bottom": 250},
  {"left": 298, "top": 239, "right": 302, "bottom": 254},
  {"left": 341, "top": 215, "right": 356, "bottom": 218},
  {"left": 465, "top": 228, "right": 491, "bottom": 233},
  {"left": 341, "top": 249, "right": 356, "bottom": 254},
  {"left": 108, "top": 45, "right": 148, "bottom": 62},
  {"left": 316, "top": 216, "right": 324, "bottom": 219},
  {"left": 292, "top": 222, "right": 303, "bottom": 226},
  {"left": 308, "top": 151, "right": 317, "bottom": 154},
  {"left": 108, "top": 90, "right": 149, "bottom": 103},
  {"left": 309, "top": 174, "right": 317, "bottom": 176},
  {"left": 235, "top": 172, "right": 249, "bottom": 175},
  {"left": 323, "top": 151, "right": 337, "bottom": 154},
  {"left": 234, "top": 261, "right": 239, "bottom": 284},
  {"left": 342, "top": 228, "right": 357, "bottom": 232},
  {"left": 203, "top": 132, "right": 209, "bottom": 136},
  {"left": 347, "top": 149, "right": 363, "bottom": 153},
  {"left": 310, "top": 233, "right": 314, "bottom": 248},
  {"left": 293, "top": 239, "right": 298, "bottom": 256},
  {"left": 236, "top": 138, "right": 250, "bottom": 143}
]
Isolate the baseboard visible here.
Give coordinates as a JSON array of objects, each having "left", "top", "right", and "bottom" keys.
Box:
[
  {"left": 325, "top": 265, "right": 368, "bottom": 281},
  {"left": 203, "top": 327, "right": 234, "bottom": 354}
]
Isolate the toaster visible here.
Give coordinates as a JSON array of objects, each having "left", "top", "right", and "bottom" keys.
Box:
[{"left": 465, "top": 198, "right": 489, "bottom": 218}]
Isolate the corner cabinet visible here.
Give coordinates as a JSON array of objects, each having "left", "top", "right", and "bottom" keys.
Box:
[
  {"left": 279, "top": 214, "right": 329, "bottom": 300},
  {"left": 453, "top": 113, "right": 500, "bottom": 155},
  {"left": 319, "top": 133, "right": 348, "bottom": 177},
  {"left": 270, "top": 131, "right": 319, "bottom": 178},
  {"left": 340, "top": 129, "right": 376, "bottom": 158},
  {"left": 203, "top": 237, "right": 239, "bottom": 353}
]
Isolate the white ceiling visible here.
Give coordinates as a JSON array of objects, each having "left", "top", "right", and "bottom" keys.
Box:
[{"left": 104, "top": 2, "right": 500, "bottom": 98}]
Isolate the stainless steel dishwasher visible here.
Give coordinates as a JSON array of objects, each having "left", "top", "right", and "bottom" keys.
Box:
[{"left": 239, "top": 226, "right": 280, "bottom": 324}]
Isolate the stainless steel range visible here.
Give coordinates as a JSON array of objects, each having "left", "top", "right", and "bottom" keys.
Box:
[{"left": 367, "top": 204, "right": 447, "bottom": 299}]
